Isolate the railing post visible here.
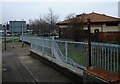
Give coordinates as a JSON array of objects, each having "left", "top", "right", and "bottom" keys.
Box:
[
  {"left": 51, "top": 39, "right": 54, "bottom": 57},
  {"left": 118, "top": 47, "right": 120, "bottom": 75},
  {"left": 31, "top": 39, "right": 32, "bottom": 49},
  {"left": 36, "top": 39, "right": 37, "bottom": 51},
  {"left": 65, "top": 42, "right": 68, "bottom": 62},
  {"left": 42, "top": 38, "right": 44, "bottom": 53}
]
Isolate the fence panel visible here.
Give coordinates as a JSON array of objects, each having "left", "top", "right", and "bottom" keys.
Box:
[
  {"left": 91, "top": 43, "right": 120, "bottom": 73},
  {"left": 20, "top": 36, "right": 120, "bottom": 73}
]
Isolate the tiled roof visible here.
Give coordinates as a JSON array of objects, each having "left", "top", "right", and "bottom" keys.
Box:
[{"left": 57, "top": 12, "right": 120, "bottom": 25}]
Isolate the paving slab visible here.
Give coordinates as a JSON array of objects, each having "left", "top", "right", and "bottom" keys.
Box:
[{"left": 2, "top": 42, "right": 74, "bottom": 83}]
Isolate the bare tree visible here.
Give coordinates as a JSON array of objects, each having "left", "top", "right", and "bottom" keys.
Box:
[
  {"left": 29, "top": 8, "right": 59, "bottom": 36},
  {"left": 29, "top": 19, "right": 35, "bottom": 34},
  {"left": 65, "top": 13, "right": 76, "bottom": 20},
  {"left": 65, "top": 13, "right": 85, "bottom": 41},
  {"left": 44, "top": 8, "right": 59, "bottom": 35}
]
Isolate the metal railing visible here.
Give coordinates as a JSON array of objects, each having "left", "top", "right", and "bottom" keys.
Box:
[
  {"left": 20, "top": 35, "right": 120, "bottom": 73},
  {"left": 91, "top": 42, "right": 120, "bottom": 73},
  {"left": 55, "top": 40, "right": 88, "bottom": 69}
]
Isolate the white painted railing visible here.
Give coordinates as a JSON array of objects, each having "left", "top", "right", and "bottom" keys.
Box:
[{"left": 20, "top": 35, "right": 120, "bottom": 73}]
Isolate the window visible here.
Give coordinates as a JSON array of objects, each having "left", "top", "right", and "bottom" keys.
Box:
[
  {"left": 94, "top": 29, "right": 99, "bottom": 33},
  {"left": 106, "top": 23, "right": 118, "bottom": 26}
]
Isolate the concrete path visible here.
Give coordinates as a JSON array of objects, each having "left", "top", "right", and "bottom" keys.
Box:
[{"left": 2, "top": 42, "right": 74, "bottom": 83}]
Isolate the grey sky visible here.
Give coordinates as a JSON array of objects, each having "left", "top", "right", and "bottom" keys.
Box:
[{"left": 2, "top": 2, "right": 119, "bottom": 24}]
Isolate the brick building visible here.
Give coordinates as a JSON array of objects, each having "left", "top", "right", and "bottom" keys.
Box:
[{"left": 56, "top": 12, "right": 120, "bottom": 42}]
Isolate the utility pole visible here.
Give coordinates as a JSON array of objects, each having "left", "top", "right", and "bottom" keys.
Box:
[{"left": 87, "top": 19, "right": 92, "bottom": 68}]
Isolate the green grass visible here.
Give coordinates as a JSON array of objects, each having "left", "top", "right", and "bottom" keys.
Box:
[
  {"left": 2, "top": 38, "right": 20, "bottom": 43},
  {"left": 68, "top": 50, "right": 87, "bottom": 65},
  {"left": 23, "top": 34, "right": 34, "bottom": 36},
  {"left": 58, "top": 43, "right": 87, "bottom": 65}
]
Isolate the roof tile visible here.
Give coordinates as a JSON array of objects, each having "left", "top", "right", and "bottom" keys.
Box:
[{"left": 57, "top": 12, "right": 120, "bottom": 25}]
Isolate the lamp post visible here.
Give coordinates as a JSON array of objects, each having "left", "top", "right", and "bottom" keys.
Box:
[
  {"left": 12, "top": 21, "right": 14, "bottom": 48},
  {"left": 3, "top": 25, "right": 6, "bottom": 50},
  {"left": 22, "top": 20, "right": 24, "bottom": 35},
  {"left": 87, "top": 19, "right": 92, "bottom": 68},
  {"left": 21, "top": 19, "right": 24, "bottom": 47}
]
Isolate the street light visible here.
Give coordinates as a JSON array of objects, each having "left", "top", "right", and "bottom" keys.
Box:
[
  {"left": 22, "top": 19, "right": 24, "bottom": 35},
  {"left": 3, "top": 25, "right": 6, "bottom": 50},
  {"left": 21, "top": 19, "right": 24, "bottom": 47},
  {"left": 12, "top": 21, "right": 14, "bottom": 48}
]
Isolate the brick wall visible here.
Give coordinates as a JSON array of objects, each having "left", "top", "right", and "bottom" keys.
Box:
[
  {"left": 60, "top": 28, "right": 120, "bottom": 42},
  {"left": 60, "top": 28, "right": 87, "bottom": 41},
  {"left": 98, "top": 32, "right": 120, "bottom": 42}
]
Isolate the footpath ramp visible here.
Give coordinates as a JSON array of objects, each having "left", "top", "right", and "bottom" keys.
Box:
[{"left": 2, "top": 42, "right": 74, "bottom": 83}]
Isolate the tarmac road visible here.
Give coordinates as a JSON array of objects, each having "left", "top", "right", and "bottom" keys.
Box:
[{"left": 2, "top": 42, "right": 74, "bottom": 83}]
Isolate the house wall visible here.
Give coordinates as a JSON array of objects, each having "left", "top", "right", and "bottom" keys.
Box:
[
  {"left": 118, "top": 23, "right": 120, "bottom": 31},
  {"left": 103, "top": 26, "right": 119, "bottom": 32},
  {"left": 59, "top": 24, "right": 119, "bottom": 34},
  {"left": 60, "top": 24, "right": 103, "bottom": 33},
  {"left": 59, "top": 25, "right": 68, "bottom": 28},
  {"left": 58, "top": 23, "right": 120, "bottom": 42},
  {"left": 84, "top": 24, "right": 119, "bottom": 33},
  {"left": 84, "top": 26, "right": 102, "bottom": 33}
]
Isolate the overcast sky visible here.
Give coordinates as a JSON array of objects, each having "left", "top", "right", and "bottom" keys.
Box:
[{"left": 1, "top": 1, "right": 120, "bottom": 24}]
